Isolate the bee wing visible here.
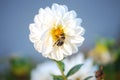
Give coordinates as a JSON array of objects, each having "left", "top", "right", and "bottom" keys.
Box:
[{"left": 53, "top": 40, "right": 58, "bottom": 47}]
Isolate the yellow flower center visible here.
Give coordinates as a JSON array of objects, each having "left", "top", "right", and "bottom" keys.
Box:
[{"left": 50, "top": 24, "right": 64, "bottom": 41}]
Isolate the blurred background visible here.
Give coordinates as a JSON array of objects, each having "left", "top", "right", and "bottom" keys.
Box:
[{"left": 0, "top": 0, "right": 120, "bottom": 80}]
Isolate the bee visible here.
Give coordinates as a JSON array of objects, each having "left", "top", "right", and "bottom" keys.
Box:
[
  {"left": 53, "top": 33, "right": 65, "bottom": 47},
  {"left": 95, "top": 66, "right": 105, "bottom": 80}
]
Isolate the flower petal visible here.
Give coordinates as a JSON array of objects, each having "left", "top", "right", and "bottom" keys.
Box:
[
  {"left": 75, "top": 26, "right": 85, "bottom": 35},
  {"left": 63, "top": 10, "right": 77, "bottom": 21},
  {"left": 70, "top": 43, "right": 78, "bottom": 53},
  {"left": 34, "top": 41, "right": 42, "bottom": 53},
  {"left": 29, "top": 24, "right": 41, "bottom": 43},
  {"left": 52, "top": 3, "right": 68, "bottom": 18},
  {"left": 56, "top": 48, "right": 64, "bottom": 60},
  {"left": 42, "top": 36, "right": 53, "bottom": 56},
  {"left": 71, "top": 36, "right": 85, "bottom": 44},
  {"left": 62, "top": 41, "right": 72, "bottom": 56}
]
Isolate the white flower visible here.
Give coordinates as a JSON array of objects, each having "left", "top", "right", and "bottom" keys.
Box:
[
  {"left": 64, "top": 53, "right": 97, "bottom": 80},
  {"left": 31, "top": 61, "right": 60, "bottom": 80},
  {"left": 29, "top": 3, "right": 85, "bottom": 61}
]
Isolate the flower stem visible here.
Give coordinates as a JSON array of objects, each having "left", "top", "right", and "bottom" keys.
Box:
[{"left": 55, "top": 61, "right": 67, "bottom": 80}]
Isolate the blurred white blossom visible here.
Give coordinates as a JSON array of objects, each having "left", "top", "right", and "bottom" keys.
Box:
[
  {"left": 31, "top": 53, "right": 97, "bottom": 80},
  {"left": 31, "top": 62, "right": 60, "bottom": 80},
  {"left": 64, "top": 53, "right": 97, "bottom": 80}
]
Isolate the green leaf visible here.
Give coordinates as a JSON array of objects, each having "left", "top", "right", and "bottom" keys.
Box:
[
  {"left": 56, "top": 61, "right": 65, "bottom": 72},
  {"left": 84, "top": 76, "right": 93, "bottom": 80},
  {"left": 66, "top": 64, "right": 83, "bottom": 77},
  {"left": 52, "top": 75, "right": 63, "bottom": 80}
]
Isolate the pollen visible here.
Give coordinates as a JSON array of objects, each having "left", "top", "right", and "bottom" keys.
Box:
[{"left": 50, "top": 24, "right": 64, "bottom": 41}]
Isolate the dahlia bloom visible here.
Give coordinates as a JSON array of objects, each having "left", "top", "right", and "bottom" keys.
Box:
[{"left": 29, "top": 3, "right": 85, "bottom": 61}]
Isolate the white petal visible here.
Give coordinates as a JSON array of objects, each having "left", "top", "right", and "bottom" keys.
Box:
[
  {"left": 75, "top": 26, "right": 85, "bottom": 35},
  {"left": 71, "top": 36, "right": 85, "bottom": 44},
  {"left": 62, "top": 5, "right": 68, "bottom": 13},
  {"left": 63, "top": 10, "right": 77, "bottom": 21},
  {"left": 52, "top": 4, "right": 62, "bottom": 18},
  {"left": 29, "top": 24, "right": 41, "bottom": 43},
  {"left": 76, "top": 18, "right": 82, "bottom": 26},
  {"left": 64, "top": 27, "right": 76, "bottom": 36},
  {"left": 63, "top": 18, "right": 82, "bottom": 29},
  {"left": 34, "top": 15, "right": 41, "bottom": 27},
  {"left": 70, "top": 44, "right": 78, "bottom": 53},
  {"left": 64, "top": 38, "right": 78, "bottom": 53},
  {"left": 52, "top": 3, "right": 59, "bottom": 11},
  {"left": 52, "top": 3, "right": 67, "bottom": 17},
  {"left": 65, "top": 19, "right": 77, "bottom": 28},
  {"left": 42, "top": 36, "right": 53, "bottom": 55},
  {"left": 34, "top": 41, "right": 42, "bottom": 53},
  {"left": 45, "top": 7, "right": 53, "bottom": 16},
  {"left": 62, "top": 41, "right": 72, "bottom": 56},
  {"left": 49, "top": 48, "right": 58, "bottom": 60},
  {"left": 38, "top": 8, "right": 53, "bottom": 27},
  {"left": 56, "top": 48, "right": 64, "bottom": 60},
  {"left": 29, "top": 24, "right": 39, "bottom": 34}
]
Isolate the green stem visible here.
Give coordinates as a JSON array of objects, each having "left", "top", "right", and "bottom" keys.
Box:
[{"left": 55, "top": 61, "right": 67, "bottom": 80}]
